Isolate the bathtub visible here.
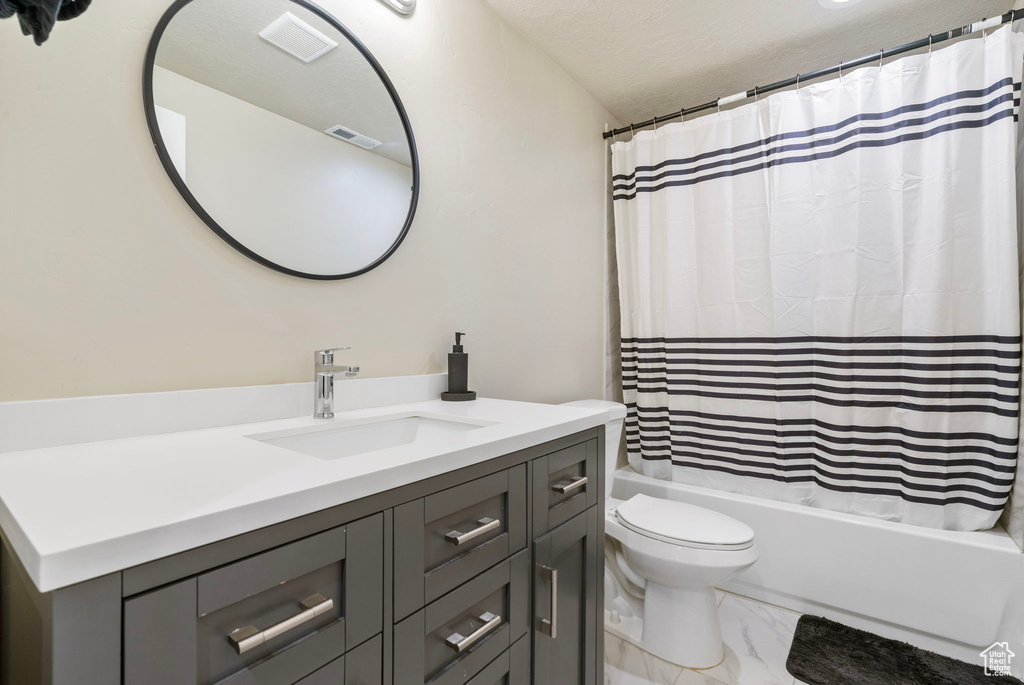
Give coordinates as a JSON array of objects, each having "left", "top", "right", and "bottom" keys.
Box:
[{"left": 611, "top": 467, "right": 1024, "bottom": 670}]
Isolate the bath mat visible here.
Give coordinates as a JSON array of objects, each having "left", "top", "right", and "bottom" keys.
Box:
[{"left": 786, "top": 615, "right": 1023, "bottom": 685}]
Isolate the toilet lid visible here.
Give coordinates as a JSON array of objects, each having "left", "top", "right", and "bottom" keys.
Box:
[{"left": 614, "top": 494, "right": 754, "bottom": 550}]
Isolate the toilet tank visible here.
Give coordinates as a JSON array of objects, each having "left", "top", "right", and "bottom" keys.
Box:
[{"left": 559, "top": 400, "right": 627, "bottom": 499}]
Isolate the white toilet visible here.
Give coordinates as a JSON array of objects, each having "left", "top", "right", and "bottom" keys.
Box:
[{"left": 562, "top": 400, "right": 759, "bottom": 669}]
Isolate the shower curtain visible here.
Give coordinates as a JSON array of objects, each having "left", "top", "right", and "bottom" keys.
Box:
[{"left": 612, "top": 27, "right": 1024, "bottom": 531}]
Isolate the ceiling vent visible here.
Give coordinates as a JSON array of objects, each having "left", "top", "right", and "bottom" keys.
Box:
[
  {"left": 259, "top": 12, "right": 338, "bottom": 63},
  {"left": 377, "top": 0, "right": 416, "bottom": 16},
  {"left": 324, "top": 125, "right": 382, "bottom": 150}
]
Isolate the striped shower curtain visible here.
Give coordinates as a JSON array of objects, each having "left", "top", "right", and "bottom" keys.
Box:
[{"left": 611, "top": 27, "right": 1024, "bottom": 531}]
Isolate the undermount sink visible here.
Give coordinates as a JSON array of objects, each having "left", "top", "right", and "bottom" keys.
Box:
[{"left": 247, "top": 414, "right": 491, "bottom": 461}]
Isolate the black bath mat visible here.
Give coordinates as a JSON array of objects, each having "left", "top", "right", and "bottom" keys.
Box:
[{"left": 786, "top": 615, "right": 1022, "bottom": 685}]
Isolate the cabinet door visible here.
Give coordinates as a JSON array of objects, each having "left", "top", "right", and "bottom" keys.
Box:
[{"left": 532, "top": 507, "right": 600, "bottom": 685}]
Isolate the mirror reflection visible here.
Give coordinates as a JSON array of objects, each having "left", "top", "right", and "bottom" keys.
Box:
[{"left": 148, "top": 0, "right": 417, "bottom": 278}]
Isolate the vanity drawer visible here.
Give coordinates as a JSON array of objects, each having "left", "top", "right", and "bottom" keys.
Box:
[
  {"left": 531, "top": 440, "right": 599, "bottom": 535},
  {"left": 343, "top": 634, "right": 384, "bottom": 685},
  {"left": 393, "top": 550, "right": 529, "bottom": 685},
  {"left": 295, "top": 634, "right": 383, "bottom": 685},
  {"left": 394, "top": 465, "right": 526, "bottom": 620},
  {"left": 465, "top": 636, "right": 529, "bottom": 685},
  {"left": 124, "top": 514, "right": 383, "bottom": 685}
]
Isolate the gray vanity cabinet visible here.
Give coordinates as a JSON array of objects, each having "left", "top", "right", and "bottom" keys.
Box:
[
  {"left": 393, "top": 551, "right": 529, "bottom": 685},
  {"left": 531, "top": 508, "right": 600, "bottom": 685},
  {"left": 393, "top": 466, "right": 527, "bottom": 621},
  {"left": 0, "top": 426, "right": 604, "bottom": 685},
  {"left": 464, "top": 635, "right": 529, "bottom": 685},
  {"left": 531, "top": 440, "right": 600, "bottom": 535},
  {"left": 124, "top": 514, "right": 384, "bottom": 685},
  {"left": 529, "top": 440, "right": 603, "bottom": 685},
  {"left": 293, "top": 635, "right": 383, "bottom": 685}
]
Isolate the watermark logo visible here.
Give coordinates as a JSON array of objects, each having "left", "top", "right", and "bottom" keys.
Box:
[{"left": 981, "top": 642, "right": 1015, "bottom": 677}]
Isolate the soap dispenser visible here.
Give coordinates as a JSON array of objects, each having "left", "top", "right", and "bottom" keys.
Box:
[{"left": 441, "top": 332, "right": 476, "bottom": 401}]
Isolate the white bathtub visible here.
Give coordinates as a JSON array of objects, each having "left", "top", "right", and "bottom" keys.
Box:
[{"left": 612, "top": 467, "right": 1024, "bottom": 670}]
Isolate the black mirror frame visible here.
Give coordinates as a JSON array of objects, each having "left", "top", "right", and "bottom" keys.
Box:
[{"left": 143, "top": 0, "right": 420, "bottom": 280}]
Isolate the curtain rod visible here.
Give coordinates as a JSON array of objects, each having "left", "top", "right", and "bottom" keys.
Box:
[{"left": 603, "top": 9, "right": 1023, "bottom": 140}]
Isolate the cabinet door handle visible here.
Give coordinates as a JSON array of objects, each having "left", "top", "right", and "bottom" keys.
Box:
[
  {"left": 539, "top": 565, "right": 558, "bottom": 638},
  {"left": 227, "top": 594, "right": 334, "bottom": 655},
  {"left": 445, "top": 517, "right": 500, "bottom": 546},
  {"left": 444, "top": 612, "right": 502, "bottom": 653},
  {"left": 552, "top": 475, "right": 588, "bottom": 495}
]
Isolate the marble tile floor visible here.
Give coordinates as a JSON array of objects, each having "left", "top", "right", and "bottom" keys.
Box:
[{"left": 605, "top": 590, "right": 808, "bottom": 685}]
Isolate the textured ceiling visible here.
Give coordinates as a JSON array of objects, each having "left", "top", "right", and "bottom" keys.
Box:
[
  {"left": 482, "top": 0, "right": 1016, "bottom": 127},
  {"left": 155, "top": 0, "right": 412, "bottom": 166}
]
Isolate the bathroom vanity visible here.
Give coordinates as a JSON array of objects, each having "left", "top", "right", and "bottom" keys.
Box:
[{"left": 0, "top": 389, "right": 607, "bottom": 685}]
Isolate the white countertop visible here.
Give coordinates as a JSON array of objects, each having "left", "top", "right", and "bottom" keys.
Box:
[{"left": 0, "top": 396, "right": 608, "bottom": 593}]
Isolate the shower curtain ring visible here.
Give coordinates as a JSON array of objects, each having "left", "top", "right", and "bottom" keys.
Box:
[
  {"left": 754, "top": 86, "right": 759, "bottom": 103},
  {"left": 679, "top": 108, "right": 686, "bottom": 123},
  {"left": 795, "top": 73, "right": 800, "bottom": 92},
  {"left": 839, "top": 60, "right": 844, "bottom": 81},
  {"left": 630, "top": 124, "right": 635, "bottom": 140},
  {"left": 878, "top": 48, "right": 884, "bottom": 68},
  {"left": 653, "top": 115, "right": 658, "bottom": 131},
  {"left": 928, "top": 34, "right": 933, "bottom": 55}
]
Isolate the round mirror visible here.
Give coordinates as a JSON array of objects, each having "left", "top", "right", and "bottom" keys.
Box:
[{"left": 144, "top": 0, "right": 418, "bottom": 279}]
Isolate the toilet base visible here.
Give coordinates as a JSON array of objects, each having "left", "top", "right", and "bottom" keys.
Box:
[{"left": 642, "top": 583, "right": 724, "bottom": 668}]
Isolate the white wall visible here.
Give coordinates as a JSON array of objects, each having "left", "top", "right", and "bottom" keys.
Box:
[
  {"left": 0, "top": 0, "right": 618, "bottom": 402},
  {"left": 153, "top": 66, "right": 413, "bottom": 276}
]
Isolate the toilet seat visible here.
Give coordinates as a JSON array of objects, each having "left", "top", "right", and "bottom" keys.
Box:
[{"left": 614, "top": 494, "right": 754, "bottom": 551}]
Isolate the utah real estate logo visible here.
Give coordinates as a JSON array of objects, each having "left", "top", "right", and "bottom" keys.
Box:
[{"left": 980, "top": 642, "right": 1015, "bottom": 677}]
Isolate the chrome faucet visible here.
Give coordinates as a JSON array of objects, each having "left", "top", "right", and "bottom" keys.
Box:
[{"left": 314, "top": 347, "right": 360, "bottom": 419}]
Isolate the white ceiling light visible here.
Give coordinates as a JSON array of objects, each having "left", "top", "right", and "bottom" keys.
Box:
[
  {"left": 819, "top": 0, "right": 864, "bottom": 8},
  {"left": 259, "top": 12, "right": 338, "bottom": 63}
]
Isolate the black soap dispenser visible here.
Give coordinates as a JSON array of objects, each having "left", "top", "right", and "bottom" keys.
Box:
[{"left": 441, "top": 332, "right": 476, "bottom": 401}]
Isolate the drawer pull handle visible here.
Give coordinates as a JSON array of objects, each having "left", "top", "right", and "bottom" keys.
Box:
[
  {"left": 552, "top": 475, "right": 588, "bottom": 495},
  {"left": 227, "top": 593, "right": 334, "bottom": 655},
  {"left": 445, "top": 612, "right": 502, "bottom": 653},
  {"left": 445, "top": 517, "right": 500, "bottom": 546},
  {"left": 540, "top": 565, "right": 558, "bottom": 638}
]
